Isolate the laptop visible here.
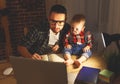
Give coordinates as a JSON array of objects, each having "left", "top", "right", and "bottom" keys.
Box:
[{"left": 10, "top": 56, "right": 68, "bottom": 84}]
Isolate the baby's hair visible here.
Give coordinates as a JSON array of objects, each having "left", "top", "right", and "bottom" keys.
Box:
[{"left": 71, "top": 14, "right": 86, "bottom": 24}]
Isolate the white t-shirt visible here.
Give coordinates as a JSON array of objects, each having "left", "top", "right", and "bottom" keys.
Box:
[{"left": 48, "top": 29, "right": 60, "bottom": 46}]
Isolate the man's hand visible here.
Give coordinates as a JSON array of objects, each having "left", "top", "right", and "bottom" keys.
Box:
[
  {"left": 52, "top": 44, "right": 59, "bottom": 52},
  {"left": 83, "top": 46, "right": 90, "bottom": 52},
  {"left": 32, "top": 53, "right": 42, "bottom": 60}
]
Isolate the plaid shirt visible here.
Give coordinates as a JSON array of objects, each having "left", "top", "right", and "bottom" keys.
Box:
[
  {"left": 64, "top": 30, "right": 93, "bottom": 48},
  {"left": 19, "top": 19, "right": 70, "bottom": 55}
]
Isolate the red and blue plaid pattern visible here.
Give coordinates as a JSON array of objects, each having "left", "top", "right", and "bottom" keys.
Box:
[{"left": 64, "top": 30, "right": 93, "bottom": 47}]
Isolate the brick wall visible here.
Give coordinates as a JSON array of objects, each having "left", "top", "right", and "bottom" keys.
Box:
[
  {"left": 0, "top": 21, "right": 6, "bottom": 60},
  {"left": 0, "top": 0, "right": 46, "bottom": 60}
]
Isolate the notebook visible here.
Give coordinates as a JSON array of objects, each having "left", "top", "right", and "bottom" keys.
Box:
[
  {"left": 74, "top": 66, "right": 100, "bottom": 84},
  {"left": 10, "top": 56, "right": 68, "bottom": 84}
]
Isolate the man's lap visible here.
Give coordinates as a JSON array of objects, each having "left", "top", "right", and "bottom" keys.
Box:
[
  {"left": 41, "top": 54, "right": 79, "bottom": 62},
  {"left": 41, "top": 54, "right": 65, "bottom": 62}
]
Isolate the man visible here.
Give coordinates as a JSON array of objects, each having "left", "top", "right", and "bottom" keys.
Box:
[{"left": 17, "top": 4, "right": 70, "bottom": 61}]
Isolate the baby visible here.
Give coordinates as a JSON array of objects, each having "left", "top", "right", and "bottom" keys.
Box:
[{"left": 63, "top": 14, "right": 93, "bottom": 68}]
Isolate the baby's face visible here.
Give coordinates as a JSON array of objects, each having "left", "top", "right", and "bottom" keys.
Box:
[{"left": 71, "top": 22, "right": 85, "bottom": 35}]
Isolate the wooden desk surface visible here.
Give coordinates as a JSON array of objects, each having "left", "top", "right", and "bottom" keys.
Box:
[{"left": 0, "top": 54, "right": 107, "bottom": 84}]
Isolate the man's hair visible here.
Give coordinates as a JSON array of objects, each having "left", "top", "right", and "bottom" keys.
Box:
[
  {"left": 71, "top": 14, "right": 86, "bottom": 24},
  {"left": 49, "top": 4, "right": 67, "bottom": 19}
]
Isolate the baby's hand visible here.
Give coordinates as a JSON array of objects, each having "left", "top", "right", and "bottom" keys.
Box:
[
  {"left": 83, "top": 46, "right": 90, "bottom": 52},
  {"left": 66, "top": 44, "right": 72, "bottom": 49}
]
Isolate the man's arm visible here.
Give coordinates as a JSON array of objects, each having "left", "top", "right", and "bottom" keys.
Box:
[
  {"left": 17, "top": 45, "right": 32, "bottom": 58},
  {"left": 17, "top": 45, "right": 42, "bottom": 60}
]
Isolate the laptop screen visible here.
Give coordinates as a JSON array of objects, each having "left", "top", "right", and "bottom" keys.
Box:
[{"left": 10, "top": 56, "right": 68, "bottom": 84}]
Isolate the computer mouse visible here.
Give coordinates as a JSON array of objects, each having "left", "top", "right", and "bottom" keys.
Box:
[{"left": 3, "top": 67, "right": 13, "bottom": 76}]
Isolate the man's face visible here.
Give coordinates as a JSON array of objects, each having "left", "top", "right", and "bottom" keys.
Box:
[
  {"left": 71, "top": 22, "right": 85, "bottom": 35},
  {"left": 49, "top": 12, "right": 65, "bottom": 34}
]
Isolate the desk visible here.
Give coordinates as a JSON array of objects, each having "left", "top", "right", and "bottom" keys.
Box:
[
  {"left": 0, "top": 54, "right": 107, "bottom": 84},
  {"left": 66, "top": 54, "right": 107, "bottom": 84},
  {"left": 67, "top": 71, "right": 78, "bottom": 84}
]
